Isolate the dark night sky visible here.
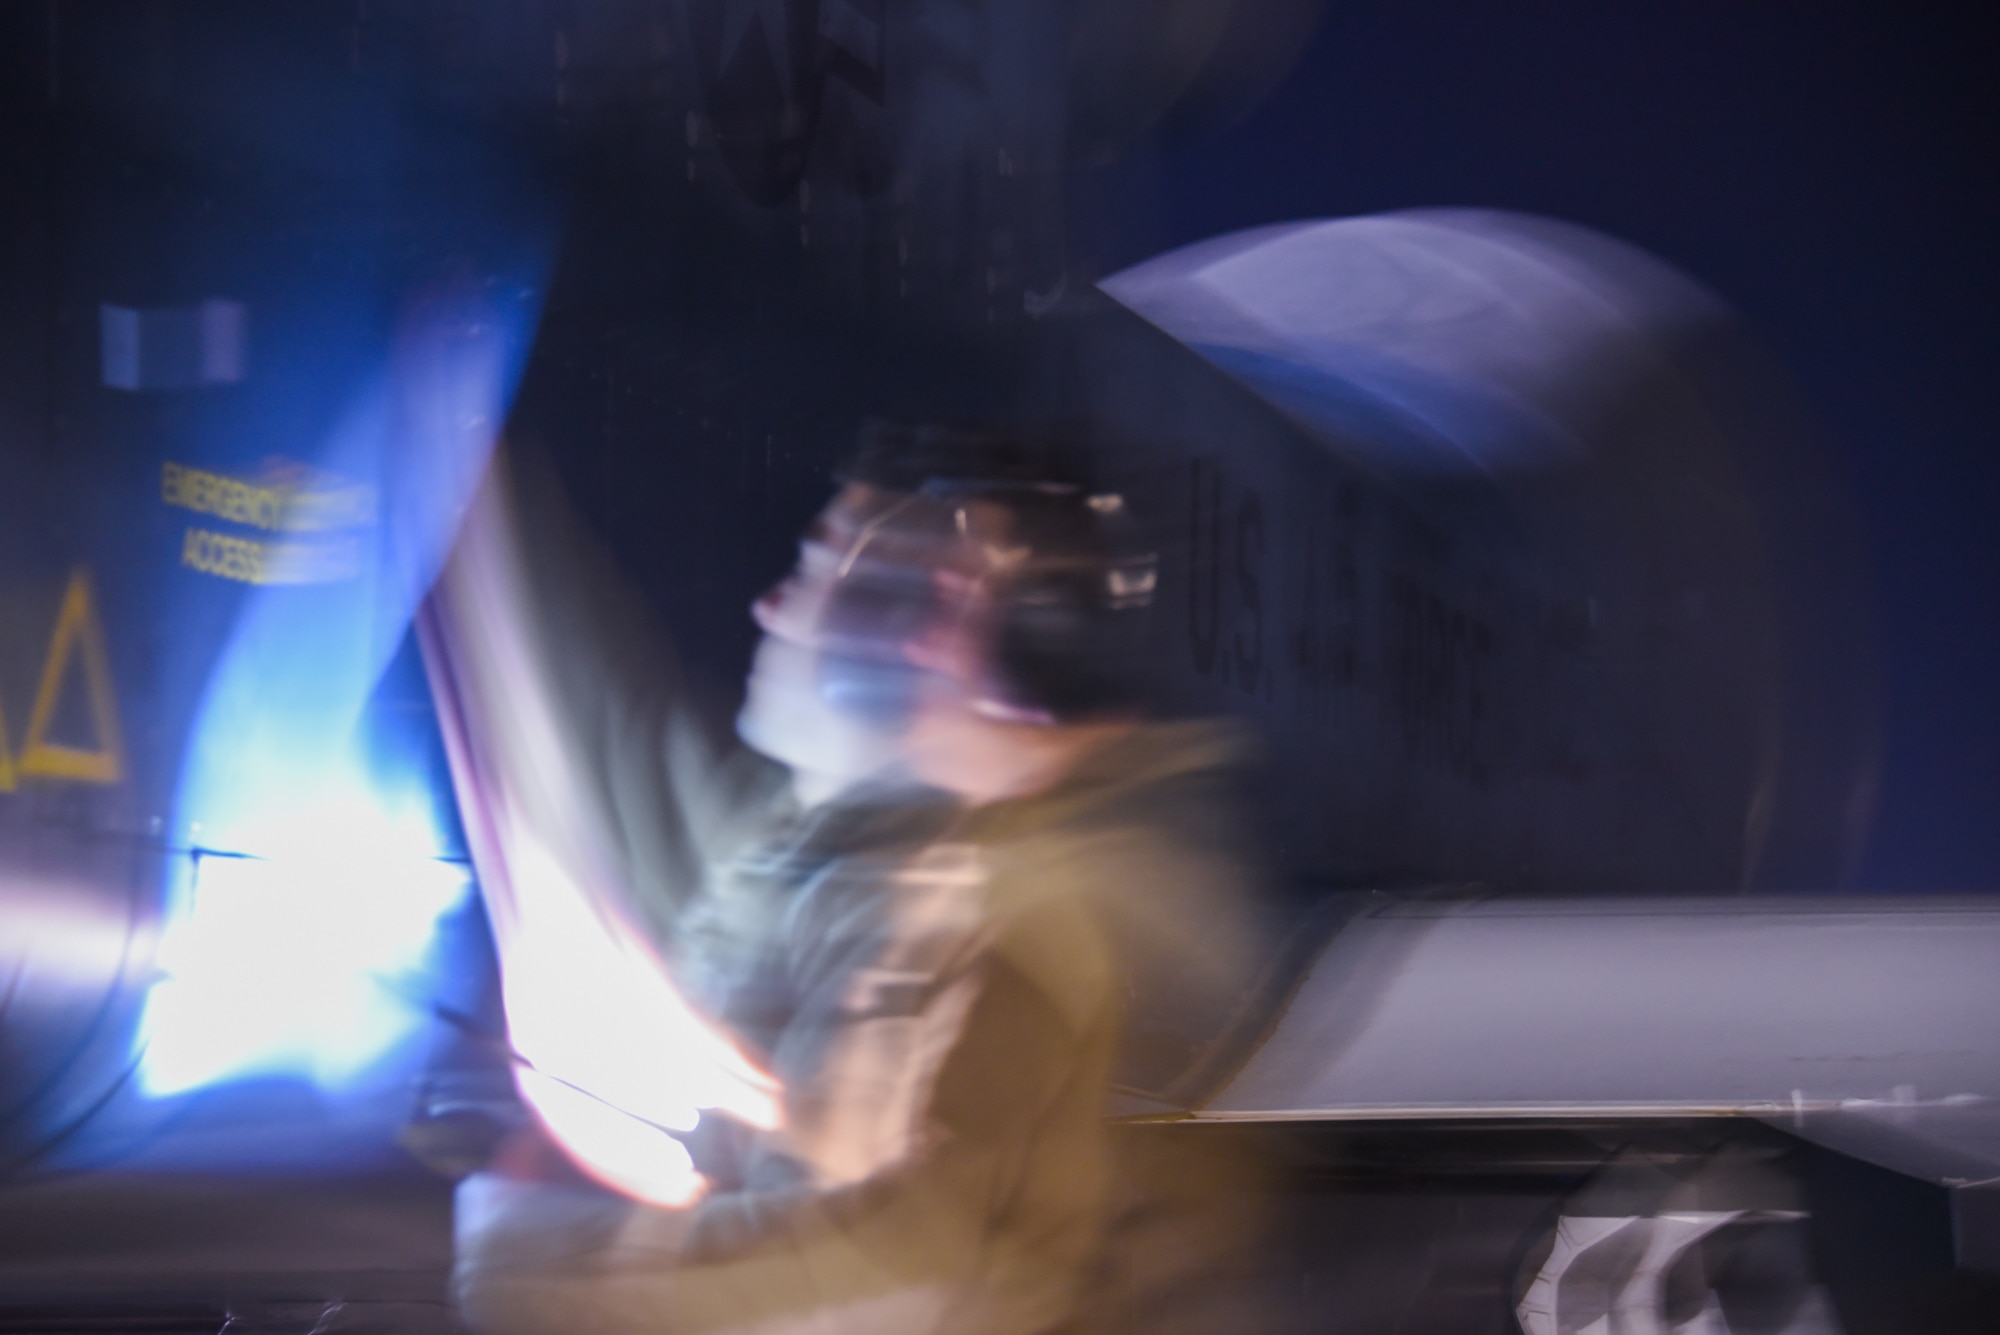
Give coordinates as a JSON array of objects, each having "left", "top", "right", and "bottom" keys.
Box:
[{"left": 1143, "top": 3, "right": 2000, "bottom": 891}]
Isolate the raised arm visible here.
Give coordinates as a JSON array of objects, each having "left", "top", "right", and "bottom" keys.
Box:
[
  {"left": 420, "top": 445, "right": 789, "bottom": 1202},
  {"left": 422, "top": 445, "right": 786, "bottom": 939}
]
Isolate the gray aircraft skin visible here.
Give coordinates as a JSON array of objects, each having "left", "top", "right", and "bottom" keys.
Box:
[{"left": 0, "top": 3, "right": 1994, "bottom": 1332}]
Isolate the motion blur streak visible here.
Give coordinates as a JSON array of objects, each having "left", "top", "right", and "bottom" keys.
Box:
[
  {"left": 487, "top": 818, "right": 781, "bottom": 1207},
  {"left": 424, "top": 468, "right": 780, "bottom": 1207},
  {"left": 140, "top": 277, "right": 543, "bottom": 1100}
]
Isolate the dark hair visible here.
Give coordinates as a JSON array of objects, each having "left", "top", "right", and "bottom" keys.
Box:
[{"left": 835, "top": 419, "right": 1153, "bottom": 723}]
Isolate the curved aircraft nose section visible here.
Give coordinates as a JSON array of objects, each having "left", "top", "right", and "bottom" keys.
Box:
[{"left": 1092, "top": 211, "right": 1878, "bottom": 895}]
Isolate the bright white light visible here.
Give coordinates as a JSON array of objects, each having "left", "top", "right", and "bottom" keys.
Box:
[
  {"left": 515, "top": 1069, "right": 705, "bottom": 1207},
  {"left": 137, "top": 777, "right": 470, "bottom": 1097},
  {"left": 429, "top": 472, "right": 783, "bottom": 1207},
  {"left": 490, "top": 818, "right": 780, "bottom": 1207}
]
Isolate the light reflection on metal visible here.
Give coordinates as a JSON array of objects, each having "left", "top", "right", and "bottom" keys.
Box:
[
  {"left": 1204, "top": 897, "right": 2000, "bottom": 1127},
  {"left": 497, "top": 823, "right": 782, "bottom": 1207}
]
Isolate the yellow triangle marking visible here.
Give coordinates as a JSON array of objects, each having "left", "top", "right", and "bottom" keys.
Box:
[
  {"left": 19, "top": 568, "right": 126, "bottom": 785},
  {"left": 0, "top": 687, "right": 15, "bottom": 792}
]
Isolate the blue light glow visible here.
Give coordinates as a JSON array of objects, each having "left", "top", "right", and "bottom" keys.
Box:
[
  {"left": 144, "top": 275, "right": 542, "bottom": 1101},
  {"left": 138, "top": 772, "right": 470, "bottom": 1096}
]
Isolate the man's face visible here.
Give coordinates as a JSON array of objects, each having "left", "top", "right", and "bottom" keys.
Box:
[
  {"left": 736, "top": 485, "right": 906, "bottom": 800},
  {"left": 737, "top": 483, "right": 1036, "bottom": 802}
]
